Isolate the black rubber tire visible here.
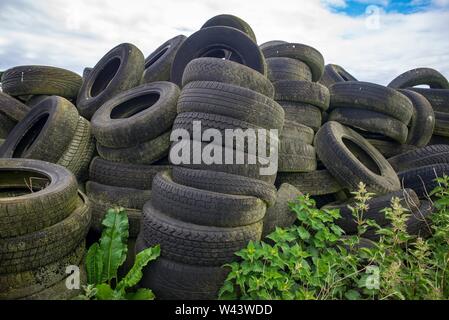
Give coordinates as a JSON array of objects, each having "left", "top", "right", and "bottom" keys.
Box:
[
  {"left": 388, "top": 145, "right": 449, "bottom": 172},
  {"left": 274, "top": 80, "right": 330, "bottom": 111},
  {"left": 324, "top": 188, "right": 420, "bottom": 234},
  {"left": 279, "top": 101, "right": 322, "bottom": 132},
  {"left": 83, "top": 68, "right": 92, "bottom": 80},
  {"left": 428, "top": 135, "right": 449, "bottom": 145},
  {"left": 328, "top": 108, "right": 409, "bottom": 144},
  {"left": 275, "top": 170, "right": 342, "bottom": 196},
  {"left": 330, "top": 81, "right": 414, "bottom": 124},
  {"left": 0, "top": 192, "right": 91, "bottom": 273},
  {"left": 315, "top": 121, "right": 400, "bottom": 194},
  {"left": 172, "top": 167, "right": 276, "bottom": 207},
  {"left": 262, "top": 183, "right": 302, "bottom": 237},
  {"left": 0, "top": 96, "right": 79, "bottom": 163},
  {"left": 318, "top": 64, "right": 358, "bottom": 88},
  {"left": 261, "top": 43, "right": 324, "bottom": 82},
  {"left": 408, "top": 88, "right": 449, "bottom": 112},
  {"left": 398, "top": 163, "right": 449, "bottom": 198},
  {"left": 398, "top": 89, "right": 435, "bottom": 147},
  {"left": 281, "top": 120, "right": 314, "bottom": 145},
  {"left": 96, "top": 131, "right": 171, "bottom": 165},
  {"left": 142, "top": 35, "right": 187, "bottom": 83},
  {"left": 91, "top": 82, "right": 180, "bottom": 148},
  {"left": 89, "top": 157, "right": 171, "bottom": 190},
  {"left": 86, "top": 181, "right": 150, "bottom": 237},
  {"left": 182, "top": 57, "right": 274, "bottom": 98},
  {"left": 259, "top": 40, "right": 287, "bottom": 51},
  {"left": 151, "top": 171, "right": 266, "bottom": 227},
  {"left": 0, "top": 113, "right": 16, "bottom": 139},
  {"left": 388, "top": 68, "right": 449, "bottom": 89},
  {"left": 278, "top": 140, "right": 317, "bottom": 173},
  {"left": 201, "top": 14, "right": 257, "bottom": 43},
  {"left": 1, "top": 66, "right": 82, "bottom": 99},
  {"left": 172, "top": 140, "right": 277, "bottom": 184},
  {"left": 0, "top": 241, "right": 85, "bottom": 300},
  {"left": 434, "top": 111, "right": 449, "bottom": 137},
  {"left": 76, "top": 43, "right": 145, "bottom": 120},
  {"left": 141, "top": 201, "right": 263, "bottom": 266},
  {"left": 178, "top": 81, "right": 284, "bottom": 130},
  {"left": 267, "top": 57, "right": 313, "bottom": 83},
  {"left": 0, "top": 92, "right": 30, "bottom": 122},
  {"left": 57, "top": 116, "right": 95, "bottom": 182},
  {"left": 0, "top": 159, "right": 79, "bottom": 239},
  {"left": 171, "top": 26, "right": 266, "bottom": 86},
  {"left": 139, "top": 255, "right": 229, "bottom": 300},
  {"left": 367, "top": 138, "right": 417, "bottom": 158}
]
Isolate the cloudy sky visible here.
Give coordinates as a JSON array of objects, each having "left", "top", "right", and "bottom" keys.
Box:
[{"left": 0, "top": 0, "right": 448, "bottom": 85}]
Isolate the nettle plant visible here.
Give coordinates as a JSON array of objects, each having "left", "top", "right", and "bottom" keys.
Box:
[
  {"left": 78, "top": 208, "right": 160, "bottom": 300},
  {"left": 220, "top": 177, "right": 449, "bottom": 300}
]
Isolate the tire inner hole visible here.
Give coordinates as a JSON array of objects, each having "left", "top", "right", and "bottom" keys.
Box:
[
  {"left": 200, "top": 47, "right": 244, "bottom": 64},
  {"left": 342, "top": 138, "right": 382, "bottom": 175},
  {"left": 13, "top": 113, "right": 49, "bottom": 158},
  {"left": 0, "top": 170, "right": 50, "bottom": 195},
  {"left": 145, "top": 47, "right": 169, "bottom": 69},
  {"left": 90, "top": 57, "right": 121, "bottom": 97},
  {"left": 111, "top": 93, "right": 161, "bottom": 119}
]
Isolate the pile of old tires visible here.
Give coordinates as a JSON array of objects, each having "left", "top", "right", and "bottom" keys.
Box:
[
  {"left": 0, "top": 159, "right": 90, "bottom": 300},
  {"left": 1, "top": 13, "right": 449, "bottom": 300}
]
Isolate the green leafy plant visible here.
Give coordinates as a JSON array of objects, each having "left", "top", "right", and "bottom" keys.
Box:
[
  {"left": 220, "top": 178, "right": 449, "bottom": 300},
  {"left": 79, "top": 208, "right": 160, "bottom": 300}
]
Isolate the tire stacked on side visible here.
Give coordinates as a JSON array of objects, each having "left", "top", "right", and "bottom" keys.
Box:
[
  {"left": 0, "top": 159, "right": 91, "bottom": 300},
  {"left": 138, "top": 18, "right": 281, "bottom": 299},
  {"left": 0, "top": 96, "right": 95, "bottom": 183},
  {"left": 0, "top": 92, "right": 30, "bottom": 142}
]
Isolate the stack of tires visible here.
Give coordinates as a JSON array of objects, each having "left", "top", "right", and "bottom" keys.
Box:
[
  {"left": 0, "top": 159, "right": 91, "bottom": 300},
  {"left": 136, "top": 19, "right": 283, "bottom": 299},
  {"left": 0, "top": 95, "right": 95, "bottom": 183}
]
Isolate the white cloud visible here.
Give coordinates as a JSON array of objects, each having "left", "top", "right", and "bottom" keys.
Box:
[{"left": 0, "top": 0, "right": 447, "bottom": 85}]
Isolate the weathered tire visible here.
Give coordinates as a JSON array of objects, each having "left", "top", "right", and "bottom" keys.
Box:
[
  {"left": 398, "top": 164, "right": 449, "bottom": 198},
  {"left": 178, "top": 81, "right": 284, "bottom": 130},
  {"left": 315, "top": 121, "right": 400, "bottom": 194},
  {"left": 267, "top": 57, "right": 312, "bottom": 83},
  {"left": 408, "top": 88, "right": 449, "bottom": 112},
  {"left": 172, "top": 167, "right": 277, "bottom": 207},
  {"left": 151, "top": 171, "right": 266, "bottom": 227},
  {"left": 275, "top": 170, "right": 342, "bottom": 196},
  {"left": 1, "top": 66, "right": 82, "bottom": 99},
  {"left": 388, "top": 145, "right": 449, "bottom": 172},
  {"left": 201, "top": 14, "right": 257, "bottom": 43},
  {"left": 262, "top": 43, "right": 324, "bottom": 82},
  {"left": 324, "top": 189, "right": 420, "bottom": 234},
  {"left": 434, "top": 111, "right": 449, "bottom": 137},
  {"left": 0, "top": 159, "right": 79, "bottom": 239},
  {"left": 57, "top": 116, "right": 95, "bottom": 182},
  {"left": 142, "top": 35, "right": 187, "bottom": 83},
  {"left": 367, "top": 139, "right": 417, "bottom": 158},
  {"left": 328, "top": 108, "right": 409, "bottom": 144},
  {"left": 281, "top": 120, "right": 314, "bottom": 145},
  {"left": 182, "top": 58, "right": 274, "bottom": 98},
  {"left": 0, "top": 113, "right": 16, "bottom": 138},
  {"left": 388, "top": 68, "right": 449, "bottom": 89},
  {"left": 0, "top": 192, "right": 91, "bottom": 273},
  {"left": 91, "top": 82, "right": 180, "bottom": 148},
  {"left": 259, "top": 40, "right": 287, "bottom": 51},
  {"left": 0, "top": 92, "right": 30, "bottom": 122},
  {"left": 274, "top": 80, "right": 330, "bottom": 111},
  {"left": 278, "top": 140, "right": 317, "bottom": 173},
  {"left": 26, "top": 95, "right": 51, "bottom": 109},
  {"left": 76, "top": 43, "right": 145, "bottom": 120},
  {"left": 0, "top": 96, "right": 79, "bottom": 163},
  {"left": 142, "top": 201, "right": 263, "bottom": 266},
  {"left": 96, "top": 131, "right": 170, "bottom": 165},
  {"left": 0, "top": 241, "right": 85, "bottom": 300},
  {"left": 319, "top": 64, "right": 357, "bottom": 88},
  {"left": 139, "top": 255, "right": 228, "bottom": 300},
  {"left": 262, "top": 183, "right": 302, "bottom": 237},
  {"left": 398, "top": 89, "right": 435, "bottom": 147},
  {"left": 330, "top": 81, "right": 414, "bottom": 124},
  {"left": 279, "top": 101, "right": 322, "bottom": 132},
  {"left": 89, "top": 157, "right": 171, "bottom": 190},
  {"left": 171, "top": 26, "right": 266, "bottom": 86}
]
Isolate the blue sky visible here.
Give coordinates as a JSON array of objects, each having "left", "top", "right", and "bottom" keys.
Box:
[{"left": 0, "top": 0, "right": 448, "bottom": 85}]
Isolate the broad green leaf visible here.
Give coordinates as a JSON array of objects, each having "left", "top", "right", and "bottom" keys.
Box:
[
  {"left": 85, "top": 243, "right": 103, "bottom": 285},
  {"left": 125, "top": 288, "right": 155, "bottom": 300},
  {"left": 100, "top": 208, "right": 129, "bottom": 283},
  {"left": 345, "top": 290, "right": 361, "bottom": 300},
  {"left": 95, "top": 283, "right": 117, "bottom": 300},
  {"left": 116, "top": 245, "right": 161, "bottom": 292}
]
